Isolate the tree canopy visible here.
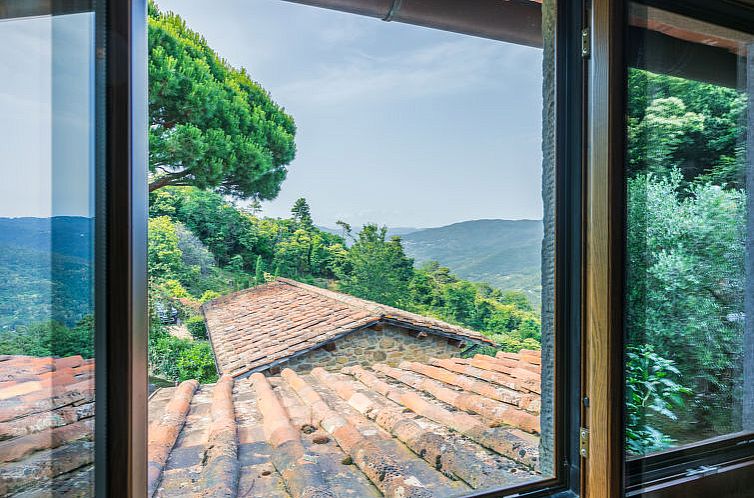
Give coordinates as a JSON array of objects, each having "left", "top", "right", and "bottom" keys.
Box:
[
  {"left": 148, "top": 2, "right": 296, "bottom": 198},
  {"left": 625, "top": 68, "right": 747, "bottom": 448}
]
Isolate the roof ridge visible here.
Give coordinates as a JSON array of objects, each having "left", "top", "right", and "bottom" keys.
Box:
[
  {"left": 275, "top": 277, "right": 386, "bottom": 315},
  {"left": 276, "top": 278, "right": 487, "bottom": 339}
]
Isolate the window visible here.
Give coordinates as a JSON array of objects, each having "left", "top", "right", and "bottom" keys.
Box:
[
  {"left": 624, "top": 0, "right": 754, "bottom": 491},
  {"left": 143, "top": 1, "right": 579, "bottom": 497},
  {"left": 0, "top": 3, "right": 99, "bottom": 495}
]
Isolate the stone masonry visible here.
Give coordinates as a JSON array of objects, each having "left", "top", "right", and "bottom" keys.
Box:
[{"left": 282, "top": 324, "right": 468, "bottom": 373}]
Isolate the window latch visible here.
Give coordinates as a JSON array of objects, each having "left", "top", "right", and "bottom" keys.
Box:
[
  {"left": 581, "top": 27, "right": 591, "bottom": 58},
  {"left": 685, "top": 465, "right": 719, "bottom": 477},
  {"left": 579, "top": 427, "right": 590, "bottom": 459}
]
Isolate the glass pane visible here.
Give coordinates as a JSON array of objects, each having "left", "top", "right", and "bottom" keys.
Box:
[
  {"left": 625, "top": 3, "right": 754, "bottom": 457},
  {"left": 0, "top": 6, "right": 97, "bottom": 496},
  {"left": 147, "top": 0, "right": 556, "bottom": 496}
]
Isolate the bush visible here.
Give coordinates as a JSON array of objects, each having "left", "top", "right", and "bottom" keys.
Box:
[
  {"left": 625, "top": 344, "right": 691, "bottom": 455},
  {"left": 176, "top": 342, "right": 218, "bottom": 383},
  {"left": 149, "top": 325, "right": 218, "bottom": 383},
  {"left": 199, "top": 290, "right": 220, "bottom": 303},
  {"left": 185, "top": 315, "right": 207, "bottom": 340},
  {"left": 0, "top": 317, "right": 94, "bottom": 358},
  {"left": 148, "top": 331, "right": 189, "bottom": 380},
  {"left": 626, "top": 171, "right": 745, "bottom": 433}
]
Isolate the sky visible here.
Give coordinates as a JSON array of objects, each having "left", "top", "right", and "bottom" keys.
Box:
[
  {"left": 0, "top": 13, "right": 94, "bottom": 218},
  {"left": 157, "top": 0, "right": 545, "bottom": 228},
  {"left": 0, "top": 2, "right": 544, "bottom": 227}
]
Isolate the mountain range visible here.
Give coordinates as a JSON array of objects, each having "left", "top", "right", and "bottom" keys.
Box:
[
  {"left": 0, "top": 217, "right": 94, "bottom": 330},
  {"left": 0, "top": 217, "right": 543, "bottom": 329},
  {"left": 322, "top": 219, "right": 544, "bottom": 307},
  {"left": 400, "top": 219, "right": 543, "bottom": 307}
]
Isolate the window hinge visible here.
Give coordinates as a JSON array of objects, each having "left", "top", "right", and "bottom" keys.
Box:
[
  {"left": 579, "top": 427, "right": 590, "bottom": 459},
  {"left": 581, "top": 27, "right": 591, "bottom": 58}
]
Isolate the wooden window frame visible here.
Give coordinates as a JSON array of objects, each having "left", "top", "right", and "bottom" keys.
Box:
[{"left": 584, "top": 1, "right": 754, "bottom": 497}]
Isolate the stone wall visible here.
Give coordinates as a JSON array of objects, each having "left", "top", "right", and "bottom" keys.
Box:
[
  {"left": 280, "top": 324, "right": 468, "bottom": 373},
  {"left": 539, "top": 0, "right": 557, "bottom": 475}
]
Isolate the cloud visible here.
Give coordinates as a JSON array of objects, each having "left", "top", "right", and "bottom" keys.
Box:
[{"left": 277, "top": 37, "right": 541, "bottom": 108}]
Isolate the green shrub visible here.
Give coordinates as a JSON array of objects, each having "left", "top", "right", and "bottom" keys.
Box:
[
  {"left": 148, "top": 332, "right": 189, "bottom": 381},
  {"left": 199, "top": 290, "right": 220, "bottom": 303},
  {"left": 185, "top": 315, "right": 207, "bottom": 340},
  {"left": 177, "top": 342, "right": 218, "bottom": 383},
  {"left": 0, "top": 317, "right": 94, "bottom": 359},
  {"left": 625, "top": 344, "right": 692, "bottom": 455}
]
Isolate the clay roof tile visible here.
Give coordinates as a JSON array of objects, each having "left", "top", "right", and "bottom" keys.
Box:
[{"left": 202, "top": 278, "right": 493, "bottom": 376}]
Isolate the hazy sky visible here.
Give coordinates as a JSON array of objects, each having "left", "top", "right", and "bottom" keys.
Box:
[
  {"left": 159, "top": 0, "right": 544, "bottom": 228},
  {"left": 0, "top": 13, "right": 94, "bottom": 218},
  {"left": 0, "top": 2, "right": 544, "bottom": 226}
]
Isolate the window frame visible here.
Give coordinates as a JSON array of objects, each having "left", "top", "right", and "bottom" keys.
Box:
[
  {"left": 585, "top": 0, "right": 754, "bottom": 495},
  {"left": 23, "top": 0, "right": 589, "bottom": 496},
  {"left": 97, "top": 0, "right": 149, "bottom": 495},
  {"left": 0, "top": 0, "right": 148, "bottom": 495}
]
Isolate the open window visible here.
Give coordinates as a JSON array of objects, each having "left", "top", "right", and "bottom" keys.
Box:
[
  {"left": 141, "top": 1, "right": 582, "bottom": 497},
  {"left": 623, "top": 1, "right": 754, "bottom": 494},
  {"left": 10, "top": 1, "right": 754, "bottom": 497}
]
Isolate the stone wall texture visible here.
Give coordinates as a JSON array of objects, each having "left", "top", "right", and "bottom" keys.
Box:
[
  {"left": 281, "top": 324, "right": 467, "bottom": 373},
  {"left": 540, "top": 0, "right": 557, "bottom": 475}
]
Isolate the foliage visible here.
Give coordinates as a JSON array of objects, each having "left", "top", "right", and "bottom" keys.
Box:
[
  {"left": 151, "top": 187, "right": 260, "bottom": 267},
  {"left": 147, "top": 2, "right": 296, "bottom": 198},
  {"left": 148, "top": 324, "right": 217, "bottom": 383},
  {"left": 626, "top": 169, "right": 745, "bottom": 434},
  {"left": 185, "top": 315, "right": 207, "bottom": 340},
  {"left": 627, "top": 69, "right": 746, "bottom": 186},
  {"left": 0, "top": 217, "right": 94, "bottom": 329},
  {"left": 175, "top": 222, "right": 216, "bottom": 275},
  {"left": 407, "top": 261, "right": 541, "bottom": 341},
  {"left": 335, "top": 224, "right": 414, "bottom": 307},
  {"left": 625, "top": 344, "right": 692, "bottom": 455},
  {"left": 176, "top": 341, "right": 217, "bottom": 383},
  {"left": 291, "top": 197, "right": 313, "bottom": 229},
  {"left": 150, "top": 188, "right": 347, "bottom": 286},
  {"left": 254, "top": 255, "right": 265, "bottom": 285},
  {"left": 148, "top": 216, "right": 190, "bottom": 282},
  {"left": 625, "top": 69, "right": 748, "bottom": 448},
  {"left": 199, "top": 290, "right": 220, "bottom": 303},
  {"left": 0, "top": 316, "right": 94, "bottom": 359}
]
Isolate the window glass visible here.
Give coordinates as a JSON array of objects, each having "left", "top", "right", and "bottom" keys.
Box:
[
  {"left": 146, "top": 0, "right": 557, "bottom": 496},
  {"left": 625, "top": 2, "right": 754, "bottom": 457},
  {"left": 0, "top": 7, "right": 97, "bottom": 496}
]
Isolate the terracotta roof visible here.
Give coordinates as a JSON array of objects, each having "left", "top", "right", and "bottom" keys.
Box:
[
  {"left": 202, "top": 278, "right": 495, "bottom": 377},
  {"left": 0, "top": 355, "right": 95, "bottom": 496},
  {"left": 148, "top": 350, "right": 543, "bottom": 497}
]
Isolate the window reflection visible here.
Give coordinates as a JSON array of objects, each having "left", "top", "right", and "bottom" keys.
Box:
[
  {"left": 625, "top": 3, "right": 754, "bottom": 456},
  {"left": 0, "top": 10, "right": 97, "bottom": 495}
]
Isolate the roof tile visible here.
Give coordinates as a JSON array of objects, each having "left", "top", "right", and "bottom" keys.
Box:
[
  {"left": 202, "top": 278, "right": 492, "bottom": 376},
  {"left": 0, "top": 355, "right": 96, "bottom": 496},
  {"left": 148, "top": 350, "right": 543, "bottom": 497}
]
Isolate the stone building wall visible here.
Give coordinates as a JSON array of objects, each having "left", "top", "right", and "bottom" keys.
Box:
[
  {"left": 281, "top": 324, "right": 468, "bottom": 373},
  {"left": 540, "top": 0, "right": 557, "bottom": 474}
]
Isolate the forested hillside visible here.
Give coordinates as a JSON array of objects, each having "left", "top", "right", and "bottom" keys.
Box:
[
  {"left": 401, "top": 220, "right": 543, "bottom": 308},
  {"left": 0, "top": 217, "right": 93, "bottom": 329}
]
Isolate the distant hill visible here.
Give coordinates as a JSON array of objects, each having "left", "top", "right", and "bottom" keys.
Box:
[
  {"left": 317, "top": 225, "right": 420, "bottom": 245},
  {"left": 0, "top": 217, "right": 93, "bottom": 329},
  {"left": 400, "top": 219, "right": 543, "bottom": 307}
]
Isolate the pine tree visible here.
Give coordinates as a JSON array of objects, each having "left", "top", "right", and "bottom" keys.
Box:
[{"left": 255, "top": 255, "right": 265, "bottom": 285}]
